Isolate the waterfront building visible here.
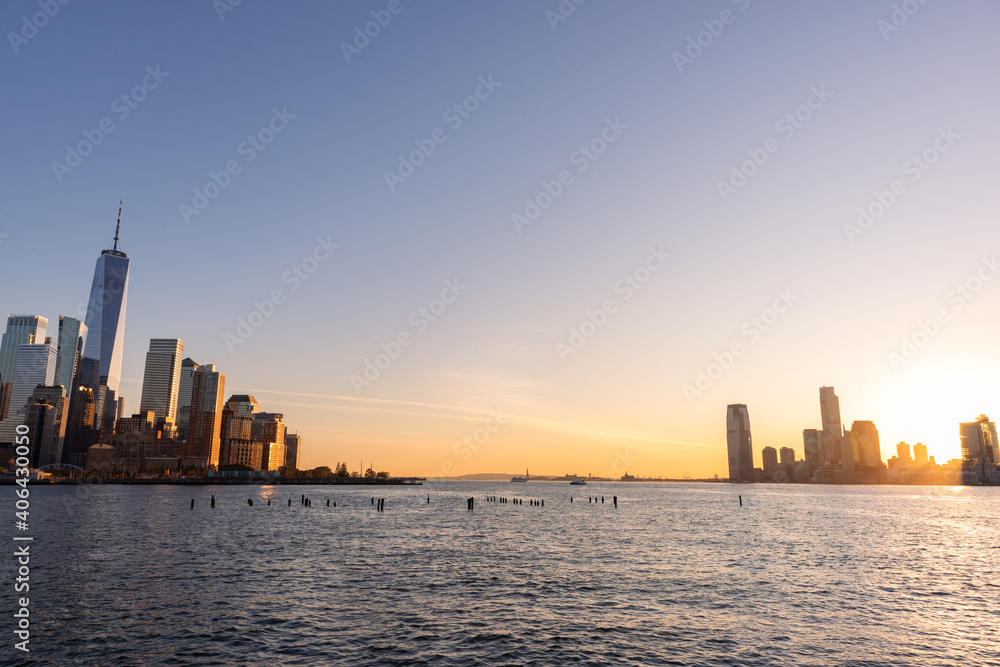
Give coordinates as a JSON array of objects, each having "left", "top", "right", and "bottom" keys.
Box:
[
  {"left": 187, "top": 364, "right": 225, "bottom": 468},
  {"left": 913, "top": 442, "right": 928, "bottom": 466},
  {"left": 959, "top": 415, "right": 1000, "bottom": 483},
  {"left": 726, "top": 404, "right": 753, "bottom": 482},
  {"left": 138, "top": 338, "right": 183, "bottom": 434},
  {"left": 779, "top": 447, "right": 795, "bottom": 465}
]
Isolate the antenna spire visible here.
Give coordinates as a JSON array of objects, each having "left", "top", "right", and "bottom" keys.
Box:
[{"left": 113, "top": 199, "right": 122, "bottom": 251}]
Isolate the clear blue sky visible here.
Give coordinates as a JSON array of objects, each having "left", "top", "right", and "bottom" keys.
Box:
[{"left": 2, "top": 1, "right": 999, "bottom": 475}]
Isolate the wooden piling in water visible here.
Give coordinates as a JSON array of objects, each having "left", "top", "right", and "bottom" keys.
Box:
[
  {"left": 191, "top": 499, "right": 194, "bottom": 510},
  {"left": 613, "top": 495, "right": 617, "bottom": 508},
  {"left": 739, "top": 495, "right": 742, "bottom": 507},
  {"left": 327, "top": 499, "right": 330, "bottom": 507},
  {"left": 268, "top": 499, "right": 271, "bottom": 506},
  {"left": 211, "top": 494, "right": 215, "bottom": 509},
  {"left": 288, "top": 498, "right": 291, "bottom": 506},
  {"left": 248, "top": 499, "right": 253, "bottom": 506}
]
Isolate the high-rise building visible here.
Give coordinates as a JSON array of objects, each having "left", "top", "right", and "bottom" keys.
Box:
[
  {"left": 0, "top": 343, "right": 57, "bottom": 443},
  {"left": 82, "top": 204, "right": 130, "bottom": 431},
  {"left": 896, "top": 442, "right": 912, "bottom": 462},
  {"left": 55, "top": 317, "right": 88, "bottom": 394},
  {"left": 61, "top": 386, "right": 97, "bottom": 468},
  {"left": 849, "top": 420, "right": 881, "bottom": 466},
  {"left": 175, "top": 357, "right": 199, "bottom": 439},
  {"left": 0, "top": 316, "right": 47, "bottom": 441},
  {"left": 138, "top": 338, "right": 183, "bottom": 432},
  {"left": 779, "top": 447, "right": 795, "bottom": 465},
  {"left": 23, "top": 386, "right": 69, "bottom": 468},
  {"left": 761, "top": 446, "right": 778, "bottom": 475},
  {"left": 913, "top": 442, "right": 928, "bottom": 465},
  {"left": 253, "top": 412, "right": 286, "bottom": 472},
  {"left": 284, "top": 433, "right": 301, "bottom": 471},
  {"left": 819, "top": 386, "right": 844, "bottom": 465},
  {"left": 220, "top": 394, "right": 260, "bottom": 468},
  {"left": 187, "top": 364, "right": 225, "bottom": 469},
  {"left": 959, "top": 416, "right": 999, "bottom": 468},
  {"left": 802, "top": 428, "right": 822, "bottom": 465},
  {"left": 726, "top": 404, "right": 753, "bottom": 482}
]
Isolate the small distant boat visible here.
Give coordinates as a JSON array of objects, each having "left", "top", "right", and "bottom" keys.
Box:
[
  {"left": 511, "top": 469, "right": 529, "bottom": 483},
  {"left": 569, "top": 479, "right": 587, "bottom": 486}
]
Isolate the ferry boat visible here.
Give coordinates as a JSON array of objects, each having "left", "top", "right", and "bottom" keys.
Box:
[
  {"left": 511, "top": 469, "right": 529, "bottom": 483},
  {"left": 569, "top": 478, "right": 587, "bottom": 485}
]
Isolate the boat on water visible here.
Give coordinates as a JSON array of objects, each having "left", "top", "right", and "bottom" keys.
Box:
[
  {"left": 511, "top": 469, "right": 529, "bottom": 482},
  {"left": 569, "top": 478, "right": 587, "bottom": 485}
]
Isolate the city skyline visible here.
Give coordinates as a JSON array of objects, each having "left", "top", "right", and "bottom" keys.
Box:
[{"left": 2, "top": 2, "right": 999, "bottom": 476}]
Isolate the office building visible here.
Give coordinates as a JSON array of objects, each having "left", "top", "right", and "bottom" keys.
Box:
[
  {"left": 0, "top": 343, "right": 57, "bottom": 443},
  {"left": 187, "top": 364, "right": 225, "bottom": 468},
  {"left": 55, "top": 317, "right": 88, "bottom": 394},
  {"left": 23, "top": 386, "right": 68, "bottom": 468},
  {"left": 284, "top": 433, "right": 301, "bottom": 471},
  {"left": 803, "top": 428, "right": 822, "bottom": 465},
  {"left": 726, "top": 404, "right": 753, "bottom": 482},
  {"left": 913, "top": 442, "right": 928, "bottom": 465},
  {"left": 819, "top": 386, "right": 844, "bottom": 465},
  {"left": 0, "top": 315, "right": 47, "bottom": 441},
  {"left": 779, "top": 447, "right": 795, "bottom": 465},
  {"left": 138, "top": 338, "right": 183, "bottom": 432},
  {"left": 175, "top": 357, "right": 199, "bottom": 439},
  {"left": 82, "top": 204, "right": 130, "bottom": 430}
]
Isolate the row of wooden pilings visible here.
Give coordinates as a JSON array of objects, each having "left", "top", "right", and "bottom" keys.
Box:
[{"left": 190, "top": 493, "right": 619, "bottom": 511}]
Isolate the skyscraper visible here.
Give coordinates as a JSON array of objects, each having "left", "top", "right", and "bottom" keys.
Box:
[
  {"left": 138, "top": 338, "right": 184, "bottom": 431},
  {"left": 175, "top": 357, "right": 199, "bottom": 439},
  {"left": 55, "top": 317, "right": 88, "bottom": 394},
  {"left": 726, "top": 404, "right": 753, "bottom": 482},
  {"left": 82, "top": 203, "right": 130, "bottom": 430},
  {"left": 0, "top": 315, "right": 47, "bottom": 436},
  {"left": 24, "top": 385, "right": 69, "bottom": 467},
  {"left": 802, "top": 428, "right": 822, "bottom": 465},
  {"left": 849, "top": 420, "right": 881, "bottom": 466},
  {"left": 819, "top": 386, "right": 844, "bottom": 465},
  {"left": 284, "top": 433, "right": 301, "bottom": 471},
  {"left": 187, "top": 364, "right": 225, "bottom": 468},
  {"left": 0, "top": 342, "right": 57, "bottom": 443},
  {"left": 912, "top": 442, "right": 928, "bottom": 465},
  {"left": 959, "top": 416, "right": 999, "bottom": 468},
  {"left": 779, "top": 447, "right": 795, "bottom": 465}
]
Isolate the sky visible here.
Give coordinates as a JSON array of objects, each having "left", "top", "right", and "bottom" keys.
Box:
[{"left": 2, "top": 1, "right": 999, "bottom": 477}]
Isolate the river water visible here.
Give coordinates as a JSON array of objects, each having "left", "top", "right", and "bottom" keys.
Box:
[{"left": 1, "top": 482, "right": 997, "bottom": 665}]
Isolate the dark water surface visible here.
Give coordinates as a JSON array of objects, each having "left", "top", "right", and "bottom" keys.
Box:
[{"left": 1, "top": 482, "right": 998, "bottom": 666}]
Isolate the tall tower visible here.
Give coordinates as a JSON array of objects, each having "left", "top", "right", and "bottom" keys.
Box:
[
  {"left": 802, "top": 428, "right": 822, "bottom": 465},
  {"left": 82, "top": 202, "right": 130, "bottom": 430},
  {"left": 187, "top": 364, "right": 225, "bottom": 469},
  {"left": 2, "top": 343, "right": 57, "bottom": 440},
  {"left": 175, "top": 357, "right": 199, "bottom": 439},
  {"left": 819, "top": 386, "right": 844, "bottom": 465},
  {"left": 726, "top": 404, "right": 753, "bottom": 482},
  {"left": 55, "top": 317, "right": 88, "bottom": 393},
  {"left": 138, "top": 338, "right": 184, "bottom": 431}
]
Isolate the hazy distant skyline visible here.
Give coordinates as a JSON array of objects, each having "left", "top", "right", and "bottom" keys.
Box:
[{"left": 3, "top": 1, "right": 999, "bottom": 475}]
